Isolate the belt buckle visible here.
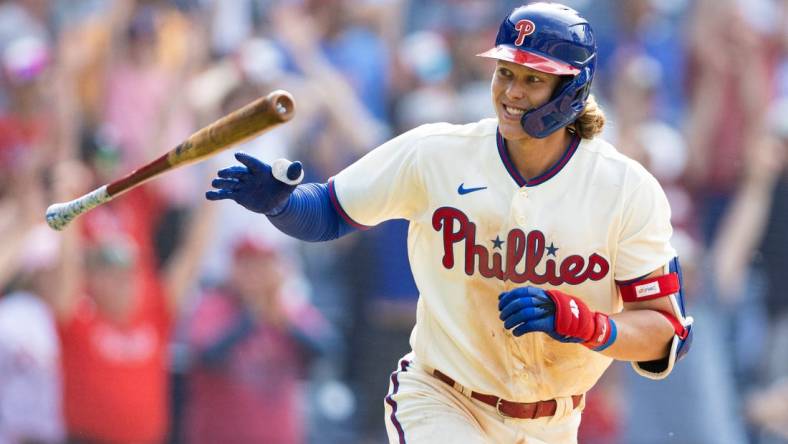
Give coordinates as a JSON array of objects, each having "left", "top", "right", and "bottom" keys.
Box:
[{"left": 495, "top": 398, "right": 508, "bottom": 418}]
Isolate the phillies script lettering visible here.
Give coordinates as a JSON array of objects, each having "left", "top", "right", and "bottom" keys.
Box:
[{"left": 432, "top": 207, "right": 610, "bottom": 285}]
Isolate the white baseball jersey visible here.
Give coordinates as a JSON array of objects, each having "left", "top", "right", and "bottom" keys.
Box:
[{"left": 331, "top": 118, "right": 675, "bottom": 401}]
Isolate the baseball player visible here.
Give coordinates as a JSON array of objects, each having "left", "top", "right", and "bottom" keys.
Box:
[{"left": 207, "top": 3, "right": 694, "bottom": 443}]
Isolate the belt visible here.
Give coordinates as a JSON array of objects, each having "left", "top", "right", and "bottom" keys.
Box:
[{"left": 432, "top": 369, "right": 583, "bottom": 419}]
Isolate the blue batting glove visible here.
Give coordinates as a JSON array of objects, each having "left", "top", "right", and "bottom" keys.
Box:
[
  {"left": 498, "top": 286, "right": 577, "bottom": 342},
  {"left": 206, "top": 152, "right": 304, "bottom": 215}
]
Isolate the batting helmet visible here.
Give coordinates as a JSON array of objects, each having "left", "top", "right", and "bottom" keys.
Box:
[{"left": 478, "top": 2, "right": 596, "bottom": 138}]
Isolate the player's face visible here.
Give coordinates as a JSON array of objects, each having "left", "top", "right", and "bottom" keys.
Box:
[{"left": 491, "top": 60, "right": 562, "bottom": 141}]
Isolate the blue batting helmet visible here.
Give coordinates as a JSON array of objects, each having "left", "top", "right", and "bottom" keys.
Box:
[{"left": 478, "top": 3, "right": 596, "bottom": 138}]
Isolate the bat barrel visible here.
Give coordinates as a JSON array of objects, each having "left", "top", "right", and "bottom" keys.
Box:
[
  {"left": 164, "top": 90, "right": 296, "bottom": 166},
  {"left": 272, "top": 90, "right": 295, "bottom": 121}
]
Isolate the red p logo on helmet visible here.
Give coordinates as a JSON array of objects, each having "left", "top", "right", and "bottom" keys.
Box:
[{"left": 514, "top": 19, "right": 536, "bottom": 46}]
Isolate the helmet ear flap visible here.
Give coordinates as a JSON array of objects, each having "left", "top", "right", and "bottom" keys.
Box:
[
  {"left": 520, "top": 67, "right": 593, "bottom": 138},
  {"left": 569, "top": 67, "right": 593, "bottom": 111}
]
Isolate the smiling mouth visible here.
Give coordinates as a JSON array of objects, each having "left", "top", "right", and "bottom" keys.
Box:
[{"left": 502, "top": 104, "right": 527, "bottom": 119}]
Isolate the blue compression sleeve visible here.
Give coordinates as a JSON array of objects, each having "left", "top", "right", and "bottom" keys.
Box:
[{"left": 266, "top": 182, "right": 357, "bottom": 242}]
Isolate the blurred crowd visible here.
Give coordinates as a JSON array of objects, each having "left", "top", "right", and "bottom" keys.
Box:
[{"left": 0, "top": 0, "right": 786, "bottom": 443}]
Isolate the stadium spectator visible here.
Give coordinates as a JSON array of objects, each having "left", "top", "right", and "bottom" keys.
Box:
[{"left": 184, "top": 234, "right": 334, "bottom": 444}]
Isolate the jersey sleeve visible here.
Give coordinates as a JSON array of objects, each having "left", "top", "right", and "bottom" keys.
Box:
[
  {"left": 330, "top": 125, "right": 429, "bottom": 227},
  {"left": 615, "top": 171, "right": 676, "bottom": 281}
]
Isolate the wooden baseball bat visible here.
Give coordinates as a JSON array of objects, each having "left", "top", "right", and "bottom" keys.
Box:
[{"left": 45, "top": 89, "right": 295, "bottom": 231}]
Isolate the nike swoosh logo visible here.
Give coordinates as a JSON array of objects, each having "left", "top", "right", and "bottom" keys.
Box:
[{"left": 457, "top": 183, "right": 488, "bottom": 195}]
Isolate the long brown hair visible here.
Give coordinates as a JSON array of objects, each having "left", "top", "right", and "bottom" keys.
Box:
[{"left": 571, "top": 94, "right": 606, "bottom": 139}]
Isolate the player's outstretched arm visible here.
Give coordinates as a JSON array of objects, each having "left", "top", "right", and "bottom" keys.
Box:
[{"left": 206, "top": 152, "right": 356, "bottom": 242}]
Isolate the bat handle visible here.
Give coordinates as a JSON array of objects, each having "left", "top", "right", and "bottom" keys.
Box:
[{"left": 45, "top": 185, "right": 113, "bottom": 231}]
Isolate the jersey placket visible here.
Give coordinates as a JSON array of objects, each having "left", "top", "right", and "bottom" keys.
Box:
[{"left": 503, "top": 184, "right": 543, "bottom": 395}]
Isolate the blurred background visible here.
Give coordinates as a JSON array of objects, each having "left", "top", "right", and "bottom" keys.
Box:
[{"left": 0, "top": 0, "right": 786, "bottom": 443}]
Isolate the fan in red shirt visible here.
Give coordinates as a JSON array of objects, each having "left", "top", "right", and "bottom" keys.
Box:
[
  {"left": 53, "top": 182, "right": 211, "bottom": 443},
  {"left": 58, "top": 229, "right": 169, "bottom": 443}
]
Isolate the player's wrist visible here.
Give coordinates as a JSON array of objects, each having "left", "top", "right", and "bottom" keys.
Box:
[
  {"left": 545, "top": 289, "right": 616, "bottom": 350},
  {"left": 264, "top": 193, "right": 293, "bottom": 217},
  {"left": 582, "top": 313, "right": 617, "bottom": 351}
]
